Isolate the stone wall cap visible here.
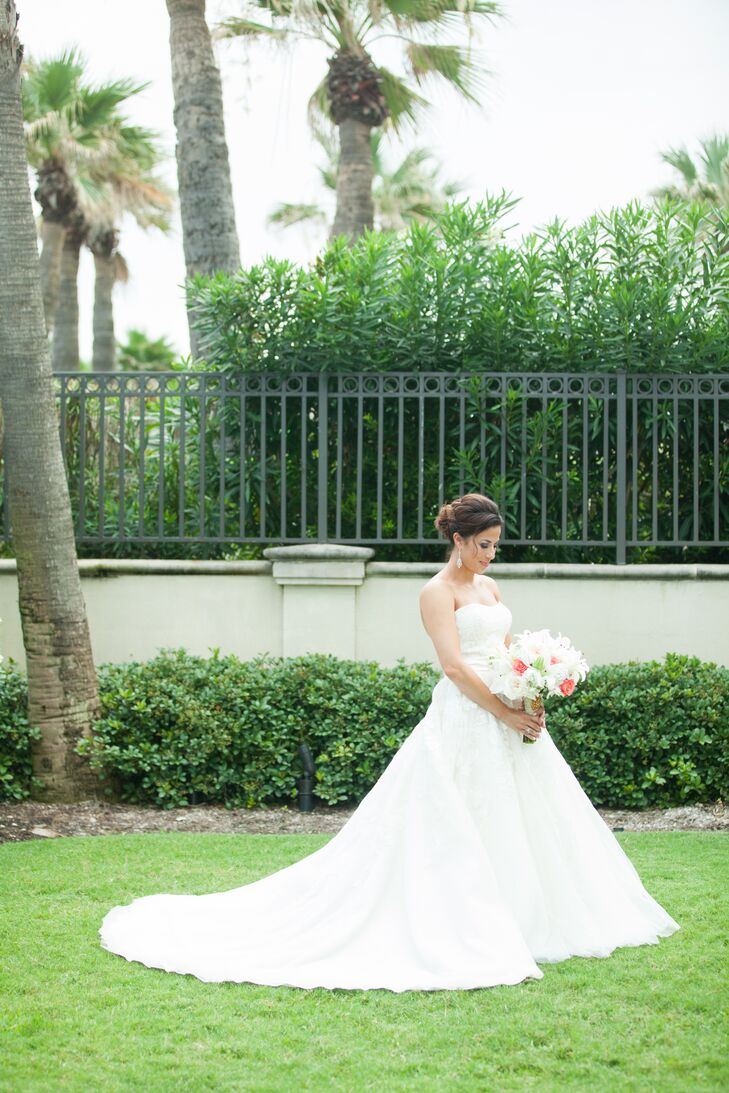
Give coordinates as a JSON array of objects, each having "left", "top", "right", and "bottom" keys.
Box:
[
  {"left": 263, "top": 544, "right": 375, "bottom": 562},
  {"left": 0, "top": 559, "right": 273, "bottom": 576},
  {"left": 366, "top": 561, "right": 729, "bottom": 579}
]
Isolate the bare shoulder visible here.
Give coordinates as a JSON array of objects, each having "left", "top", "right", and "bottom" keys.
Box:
[{"left": 419, "top": 574, "right": 455, "bottom": 615}]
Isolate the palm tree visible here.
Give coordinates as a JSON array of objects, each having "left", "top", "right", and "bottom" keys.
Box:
[
  {"left": 269, "top": 128, "right": 463, "bottom": 234},
  {"left": 218, "top": 0, "right": 501, "bottom": 241},
  {"left": 0, "top": 3, "right": 101, "bottom": 802},
  {"left": 23, "top": 51, "right": 148, "bottom": 333},
  {"left": 166, "top": 0, "right": 240, "bottom": 355},
  {"left": 86, "top": 122, "right": 173, "bottom": 372},
  {"left": 653, "top": 135, "right": 729, "bottom": 207},
  {"left": 50, "top": 208, "right": 87, "bottom": 372}
]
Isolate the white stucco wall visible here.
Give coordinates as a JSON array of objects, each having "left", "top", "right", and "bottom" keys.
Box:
[{"left": 1, "top": 558, "right": 726, "bottom": 671}]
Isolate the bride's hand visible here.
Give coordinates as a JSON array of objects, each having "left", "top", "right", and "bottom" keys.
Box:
[{"left": 500, "top": 706, "right": 543, "bottom": 741}]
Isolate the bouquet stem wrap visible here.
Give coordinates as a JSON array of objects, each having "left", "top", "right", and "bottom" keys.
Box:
[{"left": 522, "top": 694, "right": 544, "bottom": 744}]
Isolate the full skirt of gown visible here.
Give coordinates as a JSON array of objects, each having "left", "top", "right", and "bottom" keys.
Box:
[{"left": 99, "top": 602, "right": 679, "bottom": 991}]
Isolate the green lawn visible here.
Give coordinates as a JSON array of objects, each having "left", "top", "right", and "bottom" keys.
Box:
[{"left": 0, "top": 832, "right": 727, "bottom": 1092}]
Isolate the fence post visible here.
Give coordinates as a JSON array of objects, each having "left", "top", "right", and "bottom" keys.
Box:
[
  {"left": 317, "top": 373, "right": 328, "bottom": 541},
  {"left": 616, "top": 371, "right": 627, "bottom": 564}
]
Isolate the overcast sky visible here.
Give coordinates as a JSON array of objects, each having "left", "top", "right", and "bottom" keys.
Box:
[{"left": 21, "top": 0, "right": 729, "bottom": 360}]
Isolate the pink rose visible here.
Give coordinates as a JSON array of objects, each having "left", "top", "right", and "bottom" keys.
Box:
[
  {"left": 559, "top": 678, "right": 576, "bottom": 696},
  {"left": 513, "top": 659, "right": 529, "bottom": 675}
]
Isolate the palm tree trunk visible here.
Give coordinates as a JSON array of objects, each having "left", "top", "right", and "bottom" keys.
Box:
[
  {"left": 39, "top": 218, "right": 66, "bottom": 334},
  {"left": 330, "top": 118, "right": 375, "bottom": 240},
  {"left": 51, "top": 232, "right": 81, "bottom": 371},
  {"left": 0, "top": 2, "right": 101, "bottom": 803},
  {"left": 92, "top": 252, "right": 116, "bottom": 372},
  {"left": 166, "top": 0, "right": 240, "bottom": 356}
]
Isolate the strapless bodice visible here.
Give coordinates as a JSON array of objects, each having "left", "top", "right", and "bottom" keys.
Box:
[{"left": 455, "top": 601, "right": 511, "bottom": 669}]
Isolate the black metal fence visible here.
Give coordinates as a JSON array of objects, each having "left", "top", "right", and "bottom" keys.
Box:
[{"left": 5, "top": 371, "right": 728, "bottom": 561}]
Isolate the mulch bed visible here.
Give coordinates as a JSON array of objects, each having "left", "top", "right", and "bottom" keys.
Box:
[{"left": 0, "top": 799, "right": 726, "bottom": 844}]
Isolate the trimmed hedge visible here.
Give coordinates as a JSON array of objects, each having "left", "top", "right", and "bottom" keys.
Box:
[
  {"left": 0, "top": 665, "right": 40, "bottom": 801},
  {"left": 78, "top": 651, "right": 437, "bottom": 809},
  {"left": 546, "top": 652, "right": 729, "bottom": 808},
  {"left": 2, "top": 651, "right": 727, "bottom": 809}
]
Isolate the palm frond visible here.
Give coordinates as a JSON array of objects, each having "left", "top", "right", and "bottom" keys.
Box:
[
  {"left": 268, "top": 201, "right": 328, "bottom": 227},
  {"left": 381, "top": 1, "right": 502, "bottom": 27},
  {"left": 307, "top": 73, "right": 333, "bottom": 136},
  {"left": 21, "top": 48, "right": 85, "bottom": 117},
  {"left": 660, "top": 146, "right": 697, "bottom": 186},
  {"left": 404, "top": 41, "right": 486, "bottom": 102},
  {"left": 377, "top": 67, "right": 426, "bottom": 131},
  {"left": 213, "top": 17, "right": 291, "bottom": 42},
  {"left": 699, "top": 135, "right": 729, "bottom": 189}
]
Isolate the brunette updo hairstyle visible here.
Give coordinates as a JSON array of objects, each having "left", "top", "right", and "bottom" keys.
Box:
[{"left": 434, "top": 493, "right": 504, "bottom": 543}]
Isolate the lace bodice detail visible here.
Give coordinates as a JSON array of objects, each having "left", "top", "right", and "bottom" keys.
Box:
[{"left": 455, "top": 602, "right": 511, "bottom": 667}]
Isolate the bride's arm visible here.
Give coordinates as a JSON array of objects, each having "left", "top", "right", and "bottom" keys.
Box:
[{"left": 419, "top": 584, "right": 542, "bottom": 739}]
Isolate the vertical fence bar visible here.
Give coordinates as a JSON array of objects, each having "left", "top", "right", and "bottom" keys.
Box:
[
  {"left": 198, "top": 377, "right": 207, "bottom": 540},
  {"left": 561, "top": 394, "right": 568, "bottom": 543},
  {"left": 417, "top": 386, "right": 424, "bottom": 542},
  {"left": 239, "top": 385, "right": 246, "bottom": 539},
  {"left": 397, "top": 389, "right": 404, "bottom": 540},
  {"left": 499, "top": 381, "right": 506, "bottom": 518},
  {"left": 299, "top": 387, "right": 307, "bottom": 537},
  {"left": 219, "top": 384, "right": 227, "bottom": 540},
  {"left": 582, "top": 387, "right": 589, "bottom": 542},
  {"left": 158, "top": 381, "right": 165, "bottom": 538},
  {"left": 77, "top": 384, "right": 87, "bottom": 539},
  {"left": 438, "top": 386, "right": 445, "bottom": 509},
  {"left": 355, "top": 386, "right": 363, "bottom": 541},
  {"left": 602, "top": 384, "right": 609, "bottom": 543},
  {"left": 520, "top": 385, "right": 527, "bottom": 541},
  {"left": 317, "top": 372, "right": 328, "bottom": 541},
  {"left": 280, "top": 391, "right": 287, "bottom": 539},
  {"left": 631, "top": 385, "right": 638, "bottom": 547},
  {"left": 652, "top": 388, "right": 658, "bottom": 544},
  {"left": 376, "top": 379, "right": 384, "bottom": 541},
  {"left": 178, "top": 379, "right": 186, "bottom": 538},
  {"left": 672, "top": 391, "right": 679, "bottom": 543},
  {"left": 116, "top": 381, "right": 124, "bottom": 542},
  {"left": 260, "top": 386, "right": 267, "bottom": 539},
  {"left": 692, "top": 390, "right": 699, "bottom": 542},
  {"left": 138, "top": 383, "right": 146, "bottom": 538},
  {"left": 335, "top": 385, "right": 343, "bottom": 540},
  {"left": 98, "top": 385, "right": 107, "bottom": 539},
  {"left": 713, "top": 392, "right": 719, "bottom": 541},
  {"left": 615, "top": 372, "right": 627, "bottom": 564},
  {"left": 541, "top": 389, "right": 547, "bottom": 542}
]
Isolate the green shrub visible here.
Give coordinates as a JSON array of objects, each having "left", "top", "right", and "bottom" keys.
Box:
[
  {"left": 546, "top": 653, "right": 729, "bottom": 808},
  {"left": 189, "top": 196, "right": 729, "bottom": 375},
  {"left": 74, "top": 649, "right": 729, "bottom": 811},
  {"left": 0, "top": 665, "right": 40, "bottom": 802},
  {"left": 79, "top": 650, "right": 438, "bottom": 809}
]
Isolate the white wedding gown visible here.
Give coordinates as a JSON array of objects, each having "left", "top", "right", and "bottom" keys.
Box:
[{"left": 100, "top": 602, "right": 679, "bottom": 991}]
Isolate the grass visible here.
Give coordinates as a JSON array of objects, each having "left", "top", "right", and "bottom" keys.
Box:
[{"left": 0, "top": 831, "right": 727, "bottom": 1092}]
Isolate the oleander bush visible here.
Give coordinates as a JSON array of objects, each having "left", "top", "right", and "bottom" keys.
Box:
[
  {"left": 3, "top": 650, "right": 726, "bottom": 808},
  {"left": 190, "top": 196, "right": 729, "bottom": 375},
  {"left": 0, "top": 665, "right": 40, "bottom": 802}
]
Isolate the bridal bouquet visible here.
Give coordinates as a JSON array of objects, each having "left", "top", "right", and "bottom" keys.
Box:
[{"left": 485, "top": 629, "right": 589, "bottom": 743}]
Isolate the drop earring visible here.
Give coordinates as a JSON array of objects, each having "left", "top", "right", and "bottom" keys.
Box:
[{"left": 456, "top": 549, "right": 462, "bottom": 570}]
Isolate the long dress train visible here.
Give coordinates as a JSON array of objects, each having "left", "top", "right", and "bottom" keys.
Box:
[{"left": 99, "top": 602, "right": 679, "bottom": 991}]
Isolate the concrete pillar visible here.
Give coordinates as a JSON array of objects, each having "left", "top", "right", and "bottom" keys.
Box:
[{"left": 263, "top": 544, "right": 375, "bottom": 659}]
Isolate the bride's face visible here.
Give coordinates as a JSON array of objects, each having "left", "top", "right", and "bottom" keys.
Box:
[{"left": 455, "top": 528, "right": 500, "bottom": 573}]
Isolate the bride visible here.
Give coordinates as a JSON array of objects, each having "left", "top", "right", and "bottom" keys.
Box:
[{"left": 100, "top": 493, "right": 679, "bottom": 991}]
